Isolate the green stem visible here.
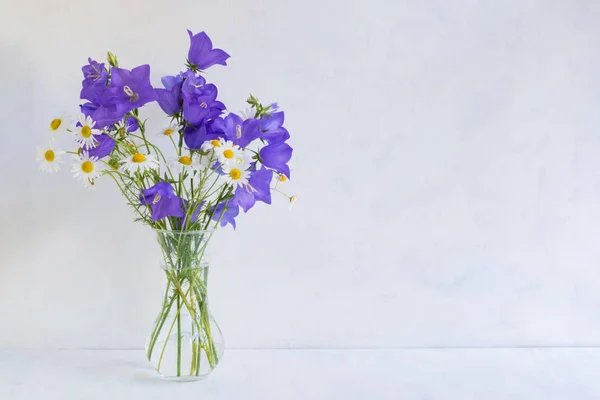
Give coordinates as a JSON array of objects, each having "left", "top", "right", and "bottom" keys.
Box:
[
  {"left": 177, "top": 293, "right": 181, "bottom": 376},
  {"left": 156, "top": 287, "right": 188, "bottom": 372},
  {"left": 146, "top": 281, "right": 174, "bottom": 360}
]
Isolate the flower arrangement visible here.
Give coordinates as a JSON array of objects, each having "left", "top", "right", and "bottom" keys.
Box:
[{"left": 36, "top": 30, "right": 294, "bottom": 380}]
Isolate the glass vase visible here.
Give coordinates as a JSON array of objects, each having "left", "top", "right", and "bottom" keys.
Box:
[{"left": 145, "top": 229, "right": 224, "bottom": 381}]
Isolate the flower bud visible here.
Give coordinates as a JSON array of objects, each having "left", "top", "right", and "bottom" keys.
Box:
[{"left": 107, "top": 51, "right": 119, "bottom": 67}]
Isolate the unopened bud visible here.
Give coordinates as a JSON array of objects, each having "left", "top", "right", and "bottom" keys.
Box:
[{"left": 107, "top": 51, "right": 119, "bottom": 67}]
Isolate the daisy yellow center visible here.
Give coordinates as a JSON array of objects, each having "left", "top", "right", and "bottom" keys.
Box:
[
  {"left": 132, "top": 153, "right": 146, "bottom": 163},
  {"left": 50, "top": 119, "right": 62, "bottom": 131},
  {"left": 279, "top": 174, "right": 287, "bottom": 182},
  {"left": 44, "top": 150, "right": 55, "bottom": 162},
  {"left": 179, "top": 156, "right": 192, "bottom": 166},
  {"left": 211, "top": 139, "right": 220, "bottom": 147},
  {"left": 81, "top": 125, "right": 92, "bottom": 138},
  {"left": 81, "top": 161, "right": 94, "bottom": 174},
  {"left": 223, "top": 149, "right": 234, "bottom": 159},
  {"left": 229, "top": 168, "right": 241, "bottom": 180},
  {"left": 163, "top": 128, "right": 174, "bottom": 136}
]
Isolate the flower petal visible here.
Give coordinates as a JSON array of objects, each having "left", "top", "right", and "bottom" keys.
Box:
[
  {"left": 259, "top": 142, "right": 293, "bottom": 178},
  {"left": 155, "top": 88, "right": 179, "bottom": 115}
]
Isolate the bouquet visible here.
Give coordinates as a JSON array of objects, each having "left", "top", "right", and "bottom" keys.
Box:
[{"left": 36, "top": 30, "right": 294, "bottom": 381}]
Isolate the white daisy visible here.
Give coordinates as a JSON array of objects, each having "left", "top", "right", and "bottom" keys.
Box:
[
  {"left": 275, "top": 173, "right": 288, "bottom": 185},
  {"left": 72, "top": 115, "right": 101, "bottom": 148},
  {"left": 36, "top": 144, "right": 65, "bottom": 173},
  {"left": 72, "top": 151, "right": 103, "bottom": 189},
  {"left": 159, "top": 122, "right": 182, "bottom": 138},
  {"left": 170, "top": 154, "right": 200, "bottom": 174},
  {"left": 214, "top": 139, "right": 246, "bottom": 167},
  {"left": 47, "top": 113, "right": 71, "bottom": 135},
  {"left": 222, "top": 163, "right": 251, "bottom": 188},
  {"left": 201, "top": 138, "right": 222, "bottom": 152},
  {"left": 120, "top": 152, "right": 159, "bottom": 176}
]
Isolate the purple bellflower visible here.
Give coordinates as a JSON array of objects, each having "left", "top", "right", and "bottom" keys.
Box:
[
  {"left": 125, "top": 116, "right": 139, "bottom": 132},
  {"left": 140, "top": 182, "right": 184, "bottom": 222},
  {"left": 183, "top": 122, "right": 222, "bottom": 150},
  {"left": 231, "top": 167, "right": 273, "bottom": 212},
  {"left": 80, "top": 58, "right": 108, "bottom": 103},
  {"left": 83, "top": 133, "right": 115, "bottom": 159},
  {"left": 210, "top": 202, "right": 239, "bottom": 229},
  {"left": 181, "top": 70, "right": 225, "bottom": 125},
  {"left": 187, "top": 30, "right": 230, "bottom": 70},
  {"left": 79, "top": 101, "right": 120, "bottom": 129},
  {"left": 155, "top": 74, "right": 184, "bottom": 115},
  {"left": 259, "top": 111, "right": 290, "bottom": 144},
  {"left": 105, "top": 65, "right": 156, "bottom": 116},
  {"left": 212, "top": 113, "right": 260, "bottom": 148},
  {"left": 260, "top": 141, "right": 293, "bottom": 178}
]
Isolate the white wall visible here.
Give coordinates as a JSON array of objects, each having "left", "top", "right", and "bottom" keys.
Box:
[{"left": 1, "top": 0, "right": 600, "bottom": 350}]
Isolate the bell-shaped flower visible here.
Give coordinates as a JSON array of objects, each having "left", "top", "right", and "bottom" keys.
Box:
[
  {"left": 140, "top": 182, "right": 184, "bottom": 222},
  {"left": 187, "top": 30, "right": 230, "bottom": 70},
  {"left": 259, "top": 141, "right": 293, "bottom": 178}
]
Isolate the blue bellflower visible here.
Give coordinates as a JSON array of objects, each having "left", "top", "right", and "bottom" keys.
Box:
[
  {"left": 140, "top": 182, "right": 184, "bottom": 222},
  {"left": 83, "top": 133, "right": 115, "bottom": 159},
  {"left": 187, "top": 30, "right": 230, "bottom": 70},
  {"left": 125, "top": 116, "right": 139, "bottom": 132},
  {"left": 80, "top": 58, "right": 108, "bottom": 103},
  {"left": 181, "top": 70, "right": 225, "bottom": 125},
  {"left": 105, "top": 65, "right": 157, "bottom": 116},
  {"left": 260, "top": 141, "right": 293, "bottom": 178},
  {"left": 212, "top": 113, "right": 261, "bottom": 148},
  {"left": 231, "top": 167, "right": 273, "bottom": 212},
  {"left": 183, "top": 122, "right": 223, "bottom": 150},
  {"left": 155, "top": 74, "right": 184, "bottom": 115},
  {"left": 210, "top": 202, "right": 239, "bottom": 229},
  {"left": 259, "top": 111, "right": 290, "bottom": 144}
]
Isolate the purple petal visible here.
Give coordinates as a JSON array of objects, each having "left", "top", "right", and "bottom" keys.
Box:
[
  {"left": 260, "top": 111, "right": 284, "bottom": 131},
  {"left": 125, "top": 116, "right": 139, "bottom": 132},
  {"left": 91, "top": 105, "right": 123, "bottom": 129},
  {"left": 131, "top": 64, "right": 151, "bottom": 82},
  {"left": 187, "top": 31, "right": 212, "bottom": 64},
  {"left": 261, "top": 127, "right": 290, "bottom": 144},
  {"left": 155, "top": 88, "right": 179, "bottom": 115},
  {"left": 230, "top": 167, "right": 273, "bottom": 213},
  {"left": 161, "top": 75, "right": 183, "bottom": 91},
  {"left": 211, "top": 203, "right": 239, "bottom": 229},
  {"left": 151, "top": 196, "right": 184, "bottom": 221},
  {"left": 84, "top": 133, "right": 115, "bottom": 159},
  {"left": 80, "top": 102, "right": 98, "bottom": 118},
  {"left": 197, "top": 49, "right": 230, "bottom": 70},
  {"left": 140, "top": 182, "right": 183, "bottom": 221},
  {"left": 251, "top": 167, "right": 273, "bottom": 205},
  {"left": 187, "top": 30, "right": 230, "bottom": 70},
  {"left": 238, "top": 118, "right": 261, "bottom": 147},
  {"left": 259, "top": 142, "right": 293, "bottom": 178},
  {"left": 232, "top": 186, "right": 256, "bottom": 213}
]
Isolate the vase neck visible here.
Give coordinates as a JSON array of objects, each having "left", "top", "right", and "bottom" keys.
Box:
[{"left": 155, "top": 230, "right": 213, "bottom": 270}]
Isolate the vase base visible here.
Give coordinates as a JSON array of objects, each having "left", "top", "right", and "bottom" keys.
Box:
[{"left": 161, "top": 374, "right": 210, "bottom": 383}]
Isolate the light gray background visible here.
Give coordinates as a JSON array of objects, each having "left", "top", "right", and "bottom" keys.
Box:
[{"left": 1, "top": 0, "right": 600, "bottom": 350}]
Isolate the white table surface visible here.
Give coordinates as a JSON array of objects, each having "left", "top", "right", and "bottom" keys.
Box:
[{"left": 1, "top": 348, "right": 599, "bottom": 399}]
